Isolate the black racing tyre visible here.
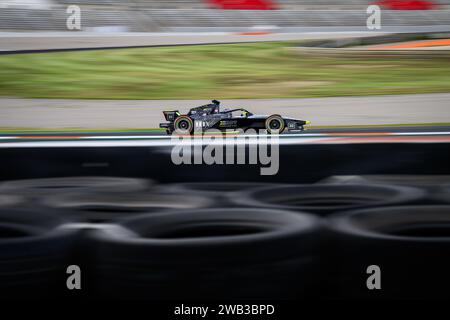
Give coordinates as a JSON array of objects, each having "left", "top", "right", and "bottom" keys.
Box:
[
  {"left": 0, "top": 194, "right": 25, "bottom": 208},
  {"left": 44, "top": 191, "right": 214, "bottom": 223},
  {"left": 0, "top": 176, "right": 152, "bottom": 199},
  {"left": 163, "top": 182, "right": 277, "bottom": 194},
  {"left": 89, "top": 208, "right": 323, "bottom": 300},
  {"left": 265, "top": 115, "right": 285, "bottom": 134},
  {"left": 232, "top": 184, "right": 425, "bottom": 215},
  {"left": 0, "top": 208, "right": 78, "bottom": 298},
  {"left": 162, "top": 182, "right": 285, "bottom": 206},
  {"left": 320, "top": 175, "right": 450, "bottom": 189},
  {"left": 173, "top": 115, "right": 194, "bottom": 134},
  {"left": 430, "top": 184, "right": 450, "bottom": 204},
  {"left": 327, "top": 205, "right": 450, "bottom": 299}
]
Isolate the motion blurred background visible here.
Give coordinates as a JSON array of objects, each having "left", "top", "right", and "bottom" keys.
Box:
[
  {"left": 1, "top": 0, "right": 450, "bottom": 129},
  {"left": 1, "top": 1, "right": 450, "bottom": 302},
  {"left": 0, "top": 0, "right": 449, "bottom": 32}
]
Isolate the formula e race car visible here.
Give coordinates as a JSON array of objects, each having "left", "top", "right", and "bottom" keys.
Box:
[{"left": 160, "top": 100, "right": 311, "bottom": 135}]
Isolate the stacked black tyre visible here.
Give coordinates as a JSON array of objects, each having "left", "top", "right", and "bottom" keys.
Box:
[
  {"left": 0, "top": 176, "right": 152, "bottom": 199},
  {"left": 88, "top": 208, "right": 323, "bottom": 300},
  {"left": 43, "top": 190, "right": 214, "bottom": 223},
  {"left": 162, "top": 182, "right": 282, "bottom": 207},
  {"left": 0, "top": 206, "right": 78, "bottom": 298},
  {"left": 431, "top": 183, "right": 450, "bottom": 204},
  {"left": 0, "top": 194, "right": 24, "bottom": 208},
  {"left": 233, "top": 184, "right": 425, "bottom": 215},
  {"left": 320, "top": 175, "right": 450, "bottom": 189},
  {"left": 0, "top": 176, "right": 154, "bottom": 298},
  {"left": 327, "top": 205, "right": 450, "bottom": 299},
  {"left": 0, "top": 176, "right": 211, "bottom": 223}
]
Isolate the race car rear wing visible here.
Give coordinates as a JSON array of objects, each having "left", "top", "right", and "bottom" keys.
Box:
[{"left": 163, "top": 110, "right": 181, "bottom": 122}]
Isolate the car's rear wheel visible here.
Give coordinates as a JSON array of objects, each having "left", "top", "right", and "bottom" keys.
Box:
[
  {"left": 265, "top": 115, "right": 285, "bottom": 134},
  {"left": 173, "top": 116, "right": 194, "bottom": 134}
]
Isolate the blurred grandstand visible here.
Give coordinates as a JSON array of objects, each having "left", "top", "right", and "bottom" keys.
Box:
[{"left": 0, "top": 0, "right": 449, "bottom": 32}]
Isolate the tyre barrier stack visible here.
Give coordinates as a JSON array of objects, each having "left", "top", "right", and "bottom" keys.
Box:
[{"left": 0, "top": 176, "right": 449, "bottom": 300}]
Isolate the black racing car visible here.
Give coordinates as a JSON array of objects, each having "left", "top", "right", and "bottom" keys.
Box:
[{"left": 160, "top": 100, "right": 310, "bottom": 134}]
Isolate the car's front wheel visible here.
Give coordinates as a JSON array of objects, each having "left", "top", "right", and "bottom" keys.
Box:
[{"left": 265, "top": 115, "right": 285, "bottom": 134}]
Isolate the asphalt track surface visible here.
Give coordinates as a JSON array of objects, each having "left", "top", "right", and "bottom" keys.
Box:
[
  {"left": 2, "top": 93, "right": 450, "bottom": 129},
  {"left": 0, "top": 125, "right": 449, "bottom": 148},
  {"left": 4, "top": 28, "right": 450, "bottom": 53},
  {"left": 0, "top": 32, "right": 387, "bottom": 53}
]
